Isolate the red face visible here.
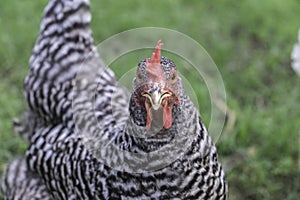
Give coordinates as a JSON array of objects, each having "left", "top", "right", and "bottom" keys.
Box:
[{"left": 134, "top": 41, "right": 180, "bottom": 131}]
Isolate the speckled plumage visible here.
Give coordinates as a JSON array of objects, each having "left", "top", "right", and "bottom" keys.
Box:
[{"left": 1, "top": 0, "right": 228, "bottom": 199}]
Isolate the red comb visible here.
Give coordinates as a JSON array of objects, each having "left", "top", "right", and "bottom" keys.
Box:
[
  {"left": 146, "top": 40, "right": 163, "bottom": 65},
  {"left": 145, "top": 40, "right": 164, "bottom": 80}
]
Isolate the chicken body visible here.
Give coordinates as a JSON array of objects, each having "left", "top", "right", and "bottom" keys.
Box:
[{"left": 1, "top": 0, "right": 228, "bottom": 199}]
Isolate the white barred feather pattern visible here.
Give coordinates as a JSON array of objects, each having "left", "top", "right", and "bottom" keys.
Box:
[
  {"left": 1, "top": 0, "right": 228, "bottom": 199},
  {"left": 1, "top": 157, "right": 53, "bottom": 200}
]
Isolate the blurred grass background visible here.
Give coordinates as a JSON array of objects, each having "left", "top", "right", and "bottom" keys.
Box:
[{"left": 0, "top": 0, "right": 300, "bottom": 199}]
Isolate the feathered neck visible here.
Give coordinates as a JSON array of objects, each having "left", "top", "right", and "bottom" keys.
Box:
[{"left": 118, "top": 91, "right": 186, "bottom": 153}]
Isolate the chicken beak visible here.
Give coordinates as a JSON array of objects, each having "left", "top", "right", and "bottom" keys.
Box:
[
  {"left": 142, "top": 84, "right": 171, "bottom": 110},
  {"left": 142, "top": 83, "right": 175, "bottom": 130},
  {"left": 149, "top": 89, "right": 162, "bottom": 110}
]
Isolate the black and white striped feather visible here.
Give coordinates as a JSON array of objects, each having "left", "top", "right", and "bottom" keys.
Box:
[
  {"left": 1, "top": 157, "right": 53, "bottom": 200},
  {"left": 1, "top": 0, "right": 228, "bottom": 199}
]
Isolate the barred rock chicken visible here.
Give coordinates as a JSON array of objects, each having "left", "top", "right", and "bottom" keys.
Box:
[{"left": 1, "top": 0, "right": 228, "bottom": 199}]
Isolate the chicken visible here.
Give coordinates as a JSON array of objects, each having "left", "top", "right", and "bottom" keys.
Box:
[
  {"left": 291, "top": 29, "right": 300, "bottom": 76},
  {"left": 1, "top": 0, "right": 228, "bottom": 199}
]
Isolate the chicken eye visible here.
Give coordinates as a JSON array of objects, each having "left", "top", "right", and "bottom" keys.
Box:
[
  {"left": 136, "top": 72, "right": 143, "bottom": 80},
  {"left": 170, "top": 73, "right": 177, "bottom": 82}
]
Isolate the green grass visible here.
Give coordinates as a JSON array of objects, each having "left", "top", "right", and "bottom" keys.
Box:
[{"left": 1, "top": 0, "right": 300, "bottom": 199}]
